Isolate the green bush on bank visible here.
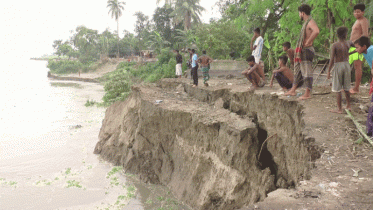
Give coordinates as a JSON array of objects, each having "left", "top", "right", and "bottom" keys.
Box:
[
  {"left": 101, "top": 48, "right": 184, "bottom": 104},
  {"left": 47, "top": 59, "right": 101, "bottom": 74},
  {"left": 47, "top": 60, "right": 82, "bottom": 74}
]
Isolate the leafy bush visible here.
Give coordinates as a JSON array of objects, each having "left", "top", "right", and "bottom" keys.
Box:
[
  {"left": 102, "top": 69, "right": 132, "bottom": 104},
  {"left": 47, "top": 60, "right": 83, "bottom": 74}
]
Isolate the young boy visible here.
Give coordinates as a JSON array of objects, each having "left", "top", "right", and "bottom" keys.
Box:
[
  {"left": 354, "top": 36, "right": 373, "bottom": 136},
  {"left": 283, "top": 42, "right": 295, "bottom": 68},
  {"left": 175, "top": 50, "right": 183, "bottom": 78},
  {"left": 251, "top": 28, "right": 264, "bottom": 64},
  {"left": 242, "top": 56, "right": 265, "bottom": 89},
  {"left": 270, "top": 55, "right": 294, "bottom": 91},
  {"left": 350, "top": 3, "right": 370, "bottom": 94},
  {"left": 327, "top": 27, "right": 351, "bottom": 114}
]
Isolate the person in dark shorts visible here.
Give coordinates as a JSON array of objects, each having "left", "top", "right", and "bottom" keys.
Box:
[{"left": 270, "top": 55, "right": 294, "bottom": 91}]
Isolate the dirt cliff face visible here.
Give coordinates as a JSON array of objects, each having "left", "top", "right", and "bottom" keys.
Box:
[{"left": 94, "top": 79, "right": 320, "bottom": 210}]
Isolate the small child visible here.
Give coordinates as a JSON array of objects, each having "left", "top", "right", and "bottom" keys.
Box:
[
  {"left": 269, "top": 55, "right": 294, "bottom": 91},
  {"left": 242, "top": 56, "right": 265, "bottom": 89},
  {"left": 327, "top": 27, "right": 351, "bottom": 114},
  {"left": 282, "top": 42, "right": 295, "bottom": 69},
  {"left": 354, "top": 36, "right": 373, "bottom": 135}
]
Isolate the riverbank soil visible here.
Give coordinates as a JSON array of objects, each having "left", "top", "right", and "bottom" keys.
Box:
[
  {"left": 244, "top": 83, "right": 373, "bottom": 210},
  {"left": 66, "top": 60, "right": 120, "bottom": 79},
  {"left": 94, "top": 77, "right": 373, "bottom": 209}
]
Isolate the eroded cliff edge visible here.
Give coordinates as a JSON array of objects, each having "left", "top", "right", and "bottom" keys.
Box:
[{"left": 94, "top": 78, "right": 320, "bottom": 210}]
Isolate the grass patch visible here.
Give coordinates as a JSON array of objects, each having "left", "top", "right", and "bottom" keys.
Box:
[
  {"left": 50, "top": 82, "right": 83, "bottom": 89},
  {"left": 66, "top": 180, "right": 82, "bottom": 188},
  {"left": 84, "top": 100, "right": 96, "bottom": 107}
]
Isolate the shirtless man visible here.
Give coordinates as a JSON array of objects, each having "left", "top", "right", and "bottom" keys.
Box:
[
  {"left": 270, "top": 55, "right": 294, "bottom": 91},
  {"left": 283, "top": 42, "right": 295, "bottom": 68},
  {"left": 242, "top": 56, "right": 265, "bottom": 89},
  {"left": 197, "top": 50, "right": 213, "bottom": 87},
  {"left": 284, "top": 4, "right": 319, "bottom": 100},
  {"left": 350, "top": 3, "right": 370, "bottom": 94},
  {"left": 327, "top": 27, "right": 352, "bottom": 114}
]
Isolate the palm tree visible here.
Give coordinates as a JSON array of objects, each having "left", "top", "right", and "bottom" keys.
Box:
[
  {"left": 107, "top": 0, "right": 126, "bottom": 58},
  {"left": 171, "top": 0, "right": 205, "bottom": 31},
  {"left": 157, "top": 0, "right": 205, "bottom": 31}
]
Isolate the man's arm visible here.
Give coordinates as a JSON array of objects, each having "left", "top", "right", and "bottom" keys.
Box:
[
  {"left": 361, "top": 19, "right": 370, "bottom": 37},
  {"left": 250, "top": 35, "right": 257, "bottom": 51},
  {"left": 327, "top": 44, "right": 336, "bottom": 79},
  {"left": 247, "top": 64, "right": 259, "bottom": 74},
  {"left": 304, "top": 20, "right": 320, "bottom": 47}
]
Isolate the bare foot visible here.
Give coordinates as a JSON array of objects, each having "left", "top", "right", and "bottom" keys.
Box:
[
  {"left": 330, "top": 109, "right": 344, "bottom": 114},
  {"left": 192, "top": 84, "right": 197, "bottom": 88},
  {"left": 349, "top": 88, "right": 359, "bottom": 94},
  {"left": 248, "top": 86, "right": 257, "bottom": 90},
  {"left": 284, "top": 91, "right": 296, "bottom": 96},
  {"left": 344, "top": 107, "right": 352, "bottom": 111},
  {"left": 297, "top": 95, "right": 312, "bottom": 100}
]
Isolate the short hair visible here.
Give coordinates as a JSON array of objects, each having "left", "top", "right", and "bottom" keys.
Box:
[
  {"left": 354, "top": 3, "right": 365, "bottom": 11},
  {"left": 354, "top": 36, "right": 371, "bottom": 48},
  {"left": 187, "top": 48, "right": 191, "bottom": 51},
  {"left": 298, "top": 4, "right": 312, "bottom": 15},
  {"left": 191, "top": 49, "right": 195, "bottom": 53},
  {"left": 279, "top": 55, "right": 288, "bottom": 65},
  {"left": 202, "top": 50, "right": 206, "bottom": 54},
  {"left": 246, "top": 55, "right": 255, "bottom": 63},
  {"left": 336, "top": 27, "right": 348, "bottom": 40},
  {"left": 254, "top": 28, "right": 260, "bottom": 34},
  {"left": 282, "top": 42, "right": 291, "bottom": 49},
  {"left": 175, "top": 49, "right": 179, "bottom": 53}
]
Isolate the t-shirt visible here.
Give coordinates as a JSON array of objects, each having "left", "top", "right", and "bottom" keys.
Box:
[
  {"left": 192, "top": 54, "right": 198, "bottom": 68},
  {"left": 176, "top": 54, "right": 182, "bottom": 64},
  {"left": 363, "top": 45, "right": 373, "bottom": 68},
  {"left": 252, "top": 36, "right": 264, "bottom": 58}
]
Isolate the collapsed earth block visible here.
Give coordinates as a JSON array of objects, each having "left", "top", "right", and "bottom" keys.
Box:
[{"left": 94, "top": 78, "right": 320, "bottom": 210}]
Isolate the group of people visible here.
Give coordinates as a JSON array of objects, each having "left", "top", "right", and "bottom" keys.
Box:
[
  {"left": 174, "top": 49, "right": 213, "bottom": 87},
  {"left": 245, "top": 4, "right": 370, "bottom": 105},
  {"left": 173, "top": 3, "right": 373, "bottom": 134},
  {"left": 243, "top": 3, "right": 373, "bottom": 135}
]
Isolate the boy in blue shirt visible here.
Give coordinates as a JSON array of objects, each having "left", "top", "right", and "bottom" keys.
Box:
[{"left": 354, "top": 36, "right": 373, "bottom": 136}]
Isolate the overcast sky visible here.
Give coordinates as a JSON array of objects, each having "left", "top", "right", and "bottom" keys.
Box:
[{"left": 1, "top": 0, "right": 221, "bottom": 59}]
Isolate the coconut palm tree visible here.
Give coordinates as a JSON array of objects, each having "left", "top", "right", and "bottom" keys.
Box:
[
  {"left": 107, "top": 0, "right": 126, "bottom": 58},
  {"left": 157, "top": 0, "right": 205, "bottom": 31},
  {"left": 171, "top": 0, "right": 205, "bottom": 31}
]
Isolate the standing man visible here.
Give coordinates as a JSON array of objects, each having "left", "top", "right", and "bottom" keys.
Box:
[
  {"left": 349, "top": 3, "right": 370, "bottom": 94},
  {"left": 175, "top": 50, "right": 183, "bottom": 78},
  {"left": 284, "top": 4, "right": 319, "bottom": 100},
  {"left": 191, "top": 49, "right": 199, "bottom": 87},
  {"left": 250, "top": 28, "right": 264, "bottom": 65},
  {"left": 197, "top": 50, "right": 213, "bottom": 87}
]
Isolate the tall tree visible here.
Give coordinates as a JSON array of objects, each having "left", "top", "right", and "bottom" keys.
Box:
[
  {"left": 134, "top": 12, "right": 151, "bottom": 51},
  {"left": 171, "top": 0, "right": 205, "bottom": 30},
  {"left": 107, "top": 0, "right": 126, "bottom": 58}
]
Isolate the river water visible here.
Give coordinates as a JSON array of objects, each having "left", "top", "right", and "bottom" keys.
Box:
[{"left": 0, "top": 59, "right": 189, "bottom": 210}]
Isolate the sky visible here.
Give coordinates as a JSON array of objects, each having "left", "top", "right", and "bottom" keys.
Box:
[{"left": 1, "top": 0, "right": 221, "bottom": 59}]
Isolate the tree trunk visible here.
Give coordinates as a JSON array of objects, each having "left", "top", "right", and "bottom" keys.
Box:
[
  {"left": 184, "top": 11, "right": 191, "bottom": 30},
  {"left": 117, "top": 20, "right": 120, "bottom": 59}
]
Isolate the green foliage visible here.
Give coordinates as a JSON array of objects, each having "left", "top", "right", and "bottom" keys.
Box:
[
  {"left": 84, "top": 100, "right": 96, "bottom": 107},
  {"left": 47, "top": 60, "right": 82, "bottom": 74},
  {"left": 194, "top": 20, "right": 249, "bottom": 59},
  {"left": 102, "top": 69, "right": 132, "bottom": 104}
]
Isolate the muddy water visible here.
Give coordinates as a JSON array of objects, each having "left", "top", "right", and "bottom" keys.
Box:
[{"left": 0, "top": 60, "right": 189, "bottom": 210}]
